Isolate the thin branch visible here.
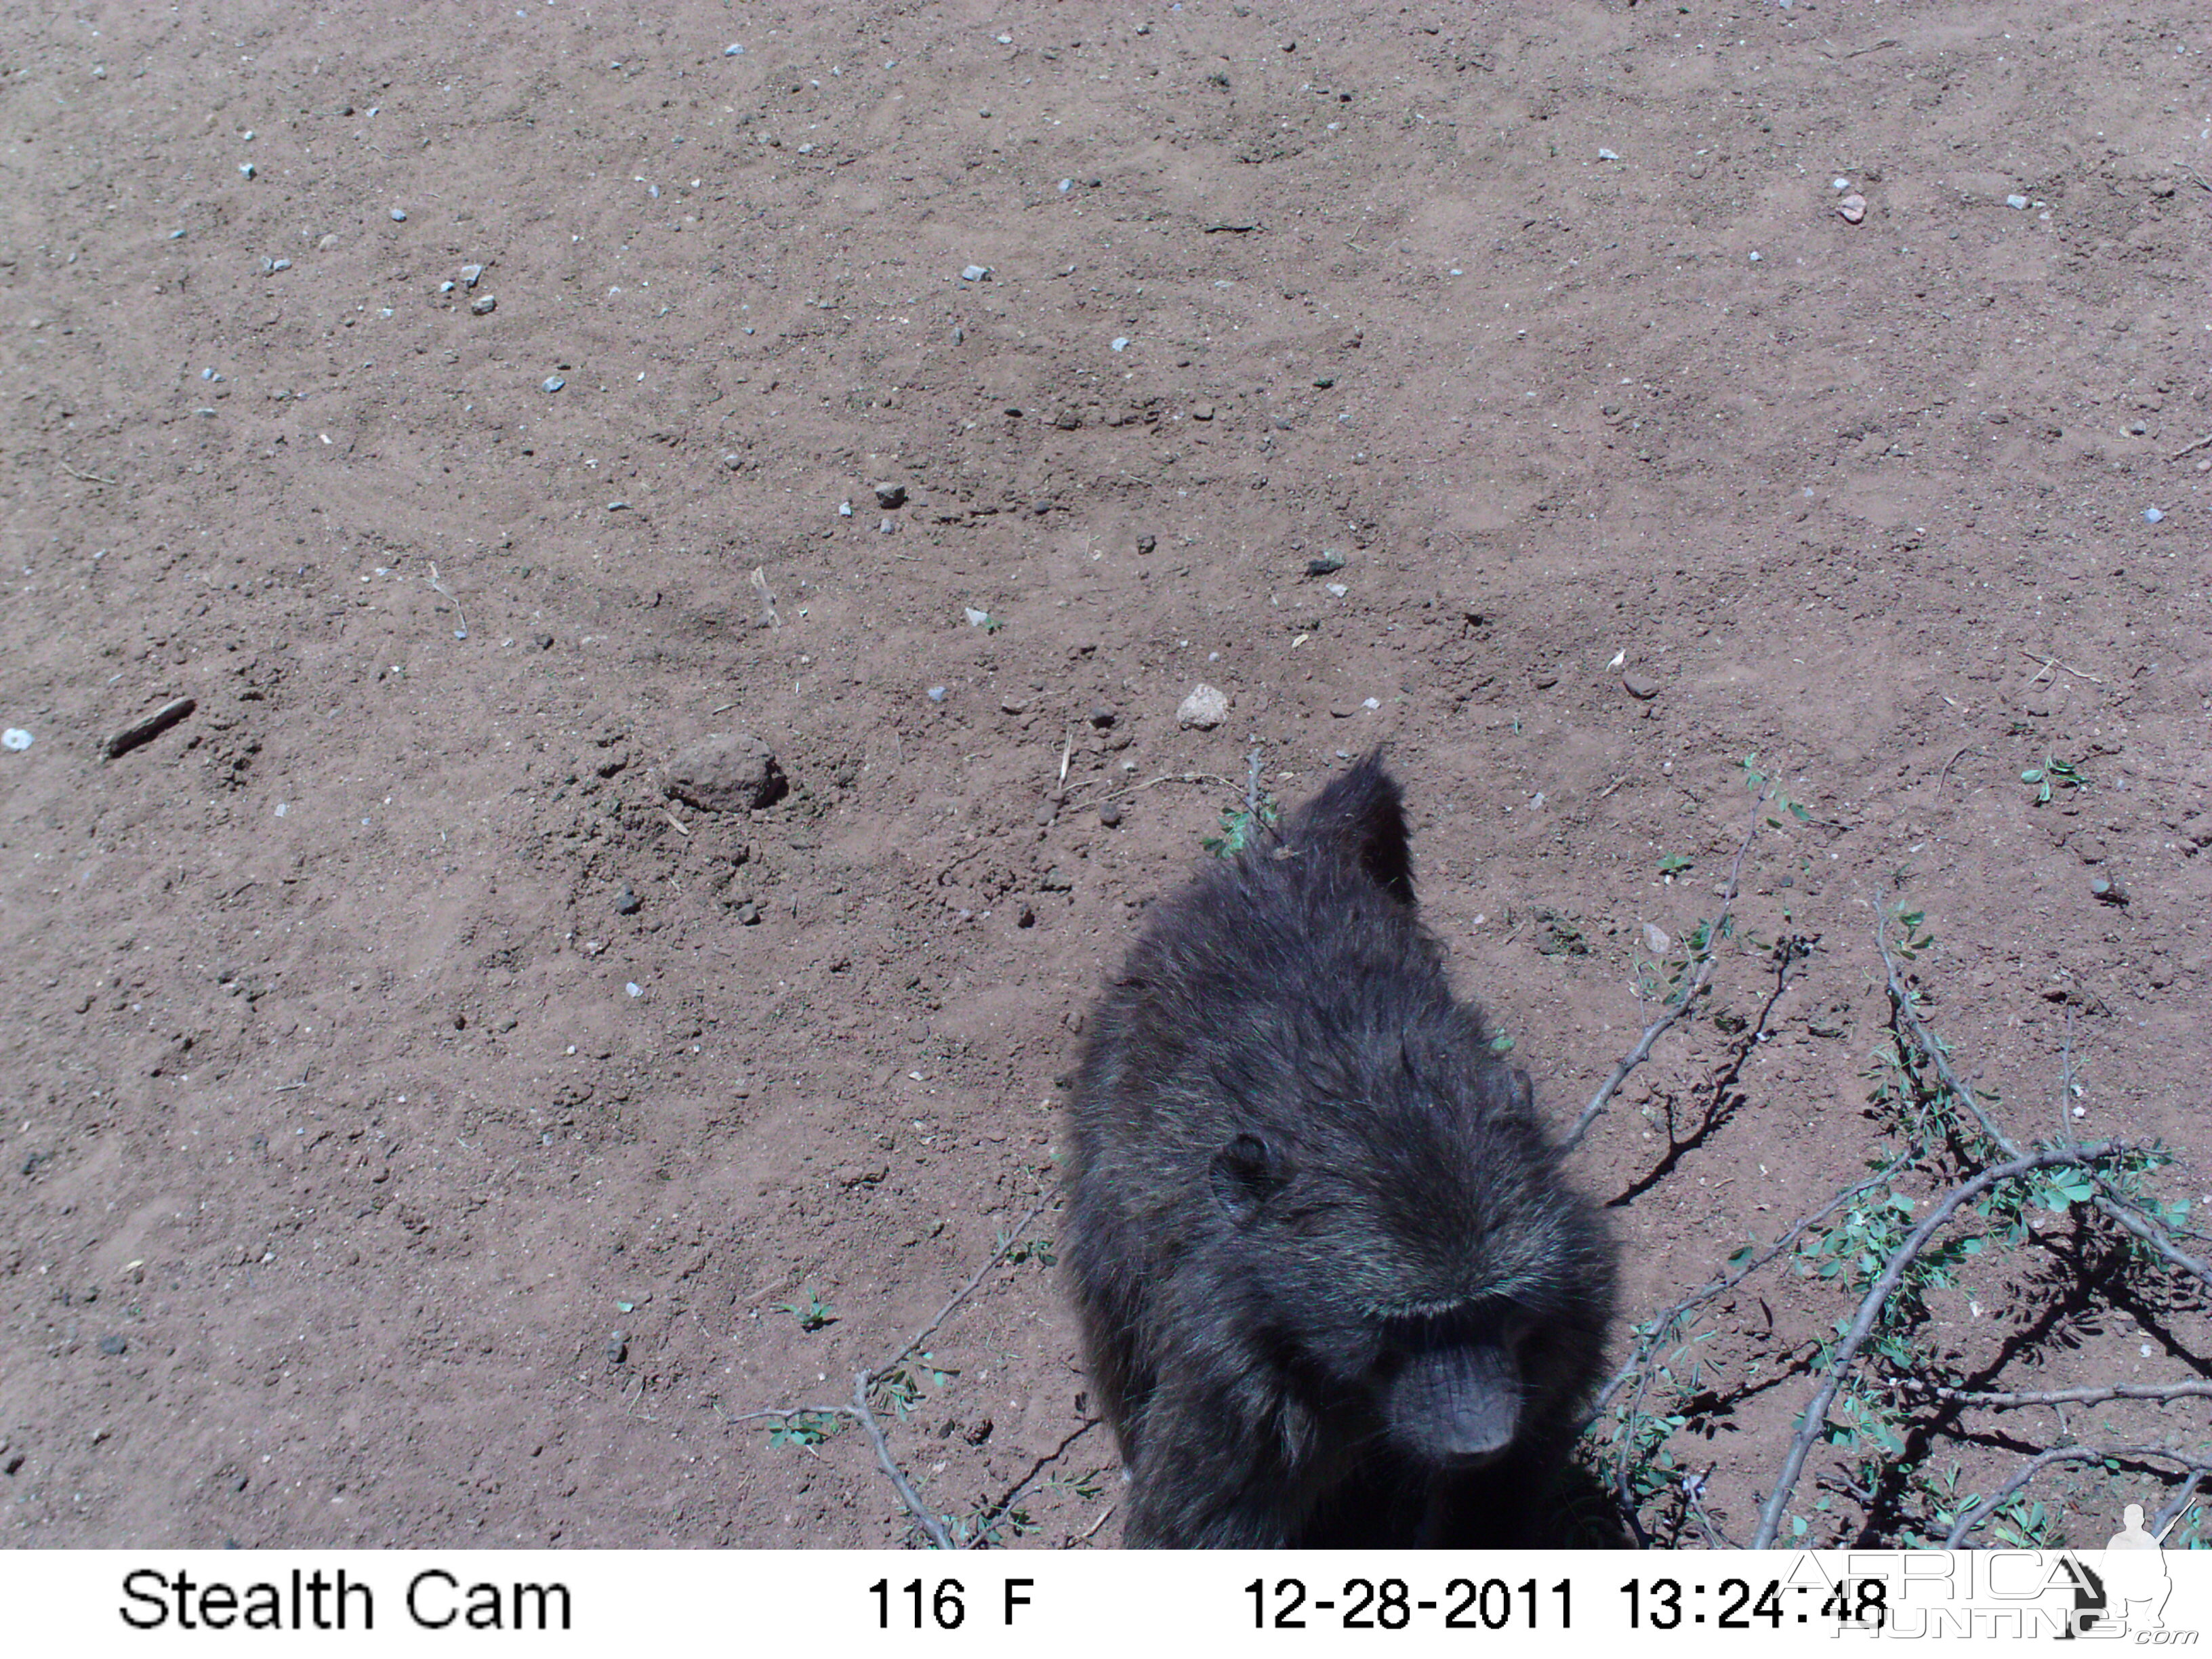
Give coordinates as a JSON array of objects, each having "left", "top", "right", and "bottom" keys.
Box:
[
  {"left": 870, "top": 1189, "right": 1057, "bottom": 1384},
  {"left": 1588, "top": 1151, "right": 1913, "bottom": 1422},
  {"left": 1881, "top": 926, "right": 2206, "bottom": 1288},
  {"left": 854, "top": 1372, "right": 953, "bottom": 1549},
  {"left": 1941, "top": 1444, "right": 2212, "bottom": 1549},
  {"left": 1061, "top": 770, "right": 1242, "bottom": 806},
  {"left": 1565, "top": 787, "right": 1766, "bottom": 1153},
  {"left": 2167, "top": 428, "right": 2212, "bottom": 463},
  {"left": 1243, "top": 745, "right": 1263, "bottom": 821},
  {"left": 1902, "top": 1378, "right": 2212, "bottom": 1411},
  {"left": 1752, "top": 1143, "right": 2124, "bottom": 1549}
]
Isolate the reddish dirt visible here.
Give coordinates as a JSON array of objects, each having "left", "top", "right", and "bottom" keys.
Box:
[{"left": 3, "top": 1, "right": 2207, "bottom": 1550}]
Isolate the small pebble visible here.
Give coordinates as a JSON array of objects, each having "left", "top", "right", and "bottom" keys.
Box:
[
  {"left": 2144, "top": 507, "right": 2165, "bottom": 524},
  {"left": 1111, "top": 336, "right": 1130, "bottom": 352},
  {"left": 1597, "top": 147, "right": 1620, "bottom": 161},
  {"left": 1622, "top": 672, "right": 1662, "bottom": 700},
  {"left": 2007, "top": 194, "right": 2029, "bottom": 210},
  {"left": 461, "top": 264, "right": 483, "bottom": 286},
  {"left": 1837, "top": 193, "right": 1866, "bottom": 224},
  {"left": 614, "top": 884, "right": 641, "bottom": 916},
  {"left": 238, "top": 162, "right": 255, "bottom": 179},
  {"left": 316, "top": 233, "right": 339, "bottom": 251},
  {"left": 1099, "top": 802, "right": 1123, "bottom": 827},
  {"left": 874, "top": 480, "right": 907, "bottom": 509},
  {"left": 1306, "top": 552, "right": 1346, "bottom": 576},
  {"left": 1, "top": 729, "right": 31, "bottom": 752},
  {"left": 1058, "top": 178, "right": 1073, "bottom": 192},
  {"left": 736, "top": 901, "right": 762, "bottom": 926},
  {"left": 625, "top": 982, "right": 642, "bottom": 998},
  {"left": 964, "top": 607, "right": 991, "bottom": 627},
  {"left": 471, "top": 294, "right": 496, "bottom": 314},
  {"left": 99, "top": 1335, "right": 127, "bottom": 1356},
  {"left": 724, "top": 43, "right": 745, "bottom": 56},
  {"left": 926, "top": 686, "right": 947, "bottom": 702},
  {"left": 606, "top": 1334, "right": 628, "bottom": 1366},
  {"left": 2090, "top": 876, "right": 2128, "bottom": 906},
  {"left": 1087, "top": 705, "right": 1118, "bottom": 729},
  {"left": 1326, "top": 582, "right": 1349, "bottom": 598},
  {"left": 168, "top": 228, "right": 186, "bottom": 240},
  {"left": 541, "top": 376, "right": 565, "bottom": 393},
  {"left": 1136, "top": 534, "right": 1156, "bottom": 554},
  {"left": 607, "top": 499, "right": 629, "bottom": 512},
  {"left": 1176, "top": 683, "right": 1229, "bottom": 730},
  {"left": 960, "top": 264, "right": 991, "bottom": 282},
  {"left": 1000, "top": 696, "right": 1029, "bottom": 715},
  {"left": 390, "top": 208, "right": 408, "bottom": 222}
]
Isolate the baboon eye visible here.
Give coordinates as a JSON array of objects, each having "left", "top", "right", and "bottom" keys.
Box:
[{"left": 1208, "top": 1132, "right": 1293, "bottom": 1223}]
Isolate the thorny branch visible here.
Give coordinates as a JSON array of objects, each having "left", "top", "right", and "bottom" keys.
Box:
[
  {"left": 1750, "top": 1145, "right": 2125, "bottom": 1549},
  {"left": 731, "top": 1188, "right": 1063, "bottom": 1549},
  {"left": 1564, "top": 785, "right": 1768, "bottom": 1153},
  {"left": 1900, "top": 1378, "right": 2212, "bottom": 1411},
  {"left": 1940, "top": 1445, "right": 2212, "bottom": 1549},
  {"left": 1878, "top": 931, "right": 2208, "bottom": 1288}
]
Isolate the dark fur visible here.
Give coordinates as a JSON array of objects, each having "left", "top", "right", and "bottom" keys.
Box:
[{"left": 1064, "top": 756, "right": 1613, "bottom": 1548}]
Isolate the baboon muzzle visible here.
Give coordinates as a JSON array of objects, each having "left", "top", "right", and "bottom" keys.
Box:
[{"left": 1385, "top": 1341, "right": 1523, "bottom": 1469}]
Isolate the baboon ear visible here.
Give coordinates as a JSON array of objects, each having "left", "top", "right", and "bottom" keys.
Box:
[
  {"left": 1292, "top": 753, "right": 1414, "bottom": 904},
  {"left": 1208, "top": 1132, "right": 1294, "bottom": 1224}
]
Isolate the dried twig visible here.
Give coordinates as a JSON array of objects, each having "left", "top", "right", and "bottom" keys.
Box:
[
  {"left": 1940, "top": 1445, "right": 2212, "bottom": 1549},
  {"left": 104, "top": 697, "right": 196, "bottom": 759},
  {"left": 2018, "top": 646, "right": 2103, "bottom": 683},
  {"left": 1751, "top": 1144, "right": 2125, "bottom": 1549},
  {"left": 870, "top": 1189, "right": 1057, "bottom": 1385},
  {"left": 727, "top": 1189, "right": 1061, "bottom": 1549},
  {"left": 1564, "top": 785, "right": 1766, "bottom": 1153},
  {"left": 1931, "top": 743, "right": 1973, "bottom": 804},
  {"left": 1904, "top": 1378, "right": 2212, "bottom": 1411},
  {"left": 60, "top": 461, "right": 118, "bottom": 485},
  {"left": 1062, "top": 771, "right": 1241, "bottom": 806},
  {"left": 2167, "top": 428, "right": 2212, "bottom": 463}
]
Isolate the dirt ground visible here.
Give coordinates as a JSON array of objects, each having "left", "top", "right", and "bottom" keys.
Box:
[{"left": 3, "top": 0, "right": 2208, "bottom": 1551}]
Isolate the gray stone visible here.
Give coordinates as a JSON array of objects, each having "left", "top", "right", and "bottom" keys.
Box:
[
  {"left": 665, "top": 733, "right": 787, "bottom": 813},
  {"left": 1622, "top": 672, "right": 1662, "bottom": 701},
  {"left": 1177, "top": 683, "right": 1229, "bottom": 729}
]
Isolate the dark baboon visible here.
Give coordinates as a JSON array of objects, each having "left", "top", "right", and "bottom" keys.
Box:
[{"left": 1065, "top": 756, "right": 1613, "bottom": 1548}]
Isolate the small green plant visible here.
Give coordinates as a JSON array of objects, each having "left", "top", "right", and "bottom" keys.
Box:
[
  {"left": 2020, "top": 754, "right": 2083, "bottom": 805},
  {"left": 774, "top": 1287, "right": 837, "bottom": 1332},
  {"left": 998, "top": 1229, "right": 1057, "bottom": 1268},
  {"left": 766, "top": 1409, "right": 846, "bottom": 1450},
  {"left": 873, "top": 1356, "right": 953, "bottom": 1418},
  {"left": 1201, "top": 794, "right": 1277, "bottom": 858},
  {"left": 1742, "top": 753, "right": 1814, "bottom": 827},
  {"left": 1658, "top": 851, "right": 1694, "bottom": 878}
]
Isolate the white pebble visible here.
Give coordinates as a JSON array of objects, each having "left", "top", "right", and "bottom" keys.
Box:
[
  {"left": 626, "top": 983, "right": 642, "bottom": 998},
  {"left": 390, "top": 208, "right": 408, "bottom": 222},
  {"left": 1597, "top": 148, "right": 1620, "bottom": 161},
  {"left": 960, "top": 264, "right": 990, "bottom": 281},
  {"left": 838, "top": 500, "right": 853, "bottom": 516},
  {"left": 2006, "top": 194, "right": 2029, "bottom": 209},
  {"left": 1111, "top": 335, "right": 1130, "bottom": 352},
  {"left": 2144, "top": 507, "right": 2165, "bottom": 523},
  {"left": 1176, "top": 683, "right": 1229, "bottom": 730},
  {"left": 2, "top": 728, "right": 32, "bottom": 752},
  {"left": 1832, "top": 177, "right": 1849, "bottom": 190},
  {"left": 724, "top": 43, "right": 745, "bottom": 56},
  {"left": 541, "top": 375, "right": 565, "bottom": 393},
  {"left": 1643, "top": 922, "right": 1671, "bottom": 955}
]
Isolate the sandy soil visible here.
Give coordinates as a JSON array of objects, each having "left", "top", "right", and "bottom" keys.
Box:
[{"left": 3, "top": 0, "right": 2208, "bottom": 1549}]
